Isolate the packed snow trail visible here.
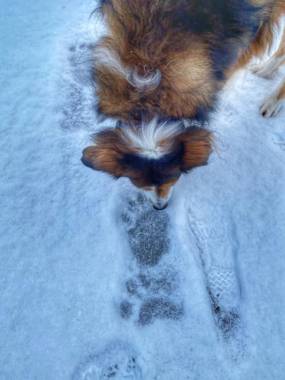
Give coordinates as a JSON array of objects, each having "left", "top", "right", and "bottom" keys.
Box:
[{"left": 1, "top": 1, "right": 285, "bottom": 379}]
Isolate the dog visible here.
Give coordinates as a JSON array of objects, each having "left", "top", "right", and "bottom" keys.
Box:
[{"left": 82, "top": 0, "right": 285, "bottom": 209}]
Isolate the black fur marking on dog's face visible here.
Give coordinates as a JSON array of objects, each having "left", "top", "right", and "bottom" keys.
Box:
[{"left": 121, "top": 147, "right": 183, "bottom": 187}]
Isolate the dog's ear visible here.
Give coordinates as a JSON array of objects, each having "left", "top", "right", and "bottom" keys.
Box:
[
  {"left": 179, "top": 128, "right": 213, "bottom": 172},
  {"left": 81, "top": 129, "right": 126, "bottom": 177}
]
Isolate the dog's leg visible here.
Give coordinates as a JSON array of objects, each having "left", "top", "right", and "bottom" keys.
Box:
[
  {"left": 228, "top": 2, "right": 285, "bottom": 76},
  {"left": 251, "top": 54, "right": 285, "bottom": 79},
  {"left": 260, "top": 79, "right": 285, "bottom": 117},
  {"left": 252, "top": 29, "right": 285, "bottom": 78},
  {"left": 228, "top": 21, "right": 275, "bottom": 76}
]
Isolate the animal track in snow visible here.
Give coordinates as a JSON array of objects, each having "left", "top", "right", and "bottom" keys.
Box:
[
  {"left": 125, "top": 269, "right": 179, "bottom": 299},
  {"left": 73, "top": 341, "right": 143, "bottom": 380},
  {"left": 120, "top": 193, "right": 170, "bottom": 267},
  {"left": 59, "top": 38, "right": 96, "bottom": 132},
  {"left": 120, "top": 268, "right": 183, "bottom": 326},
  {"left": 119, "top": 194, "right": 183, "bottom": 326},
  {"left": 138, "top": 297, "right": 183, "bottom": 326}
]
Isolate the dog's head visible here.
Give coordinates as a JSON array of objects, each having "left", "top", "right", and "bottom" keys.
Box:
[{"left": 82, "top": 120, "right": 212, "bottom": 209}]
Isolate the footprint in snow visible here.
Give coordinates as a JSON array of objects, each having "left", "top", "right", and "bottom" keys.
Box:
[
  {"left": 120, "top": 268, "right": 184, "bottom": 325},
  {"left": 119, "top": 194, "right": 184, "bottom": 325},
  {"left": 187, "top": 212, "right": 241, "bottom": 338},
  {"left": 60, "top": 39, "right": 96, "bottom": 131},
  {"left": 207, "top": 266, "right": 241, "bottom": 338},
  {"left": 120, "top": 193, "right": 170, "bottom": 267},
  {"left": 73, "top": 341, "right": 143, "bottom": 380}
]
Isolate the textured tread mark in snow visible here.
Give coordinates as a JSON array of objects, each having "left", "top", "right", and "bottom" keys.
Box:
[
  {"left": 121, "top": 194, "right": 170, "bottom": 267},
  {"left": 206, "top": 266, "right": 241, "bottom": 338},
  {"left": 73, "top": 341, "right": 143, "bottom": 380},
  {"left": 187, "top": 213, "right": 241, "bottom": 336},
  {"left": 207, "top": 267, "right": 241, "bottom": 338},
  {"left": 207, "top": 266, "right": 240, "bottom": 308}
]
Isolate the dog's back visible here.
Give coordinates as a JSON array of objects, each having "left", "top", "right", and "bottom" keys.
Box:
[{"left": 94, "top": 0, "right": 275, "bottom": 122}]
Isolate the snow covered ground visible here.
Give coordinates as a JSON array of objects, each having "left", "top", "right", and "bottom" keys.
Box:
[{"left": 1, "top": 1, "right": 285, "bottom": 379}]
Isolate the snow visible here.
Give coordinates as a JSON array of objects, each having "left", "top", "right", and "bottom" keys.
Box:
[{"left": 1, "top": 1, "right": 285, "bottom": 379}]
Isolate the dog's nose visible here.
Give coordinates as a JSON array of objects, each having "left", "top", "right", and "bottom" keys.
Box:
[{"left": 153, "top": 202, "right": 168, "bottom": 211}]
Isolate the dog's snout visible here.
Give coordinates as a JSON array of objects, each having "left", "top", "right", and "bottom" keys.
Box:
[
  {"left": 153, "top": 202, "right": 168, "bottom": 211},
  {"left": 144, "top": 187, "right": 173, "bottom": 211}
]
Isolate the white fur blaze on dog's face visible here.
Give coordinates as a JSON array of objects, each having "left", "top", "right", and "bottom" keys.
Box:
[
  {"left": 144, "top": 185, "right": 174, "bottom": 210},
  {"left": 81, "top": 119, "right": 212, "bottom": 210}
]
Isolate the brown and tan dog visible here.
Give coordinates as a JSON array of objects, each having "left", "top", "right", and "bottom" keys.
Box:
[{"left": 82, "top": 0, "right": 285, "bottom": 209}]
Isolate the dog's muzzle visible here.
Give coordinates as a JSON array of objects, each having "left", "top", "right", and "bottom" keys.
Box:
[
  {"left": 145, "top": 189, "right": 172, "bottom": 211},
  {"left": 153, "top": 201, "right": 168, "bottom": 211}
]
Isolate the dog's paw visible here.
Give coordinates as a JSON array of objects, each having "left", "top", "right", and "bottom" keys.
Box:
[
  {"left": 250, "top": 62, "right": 277, "bottom": 79},
  {"left": 260, "top": 95, "right": 283, "bottom": 118}
]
